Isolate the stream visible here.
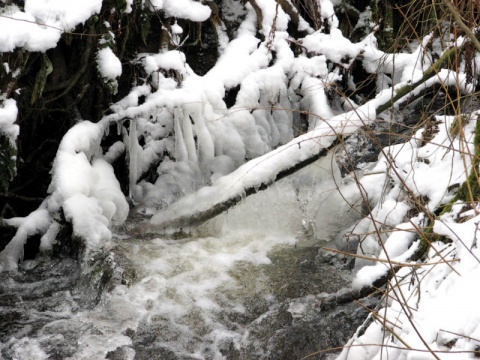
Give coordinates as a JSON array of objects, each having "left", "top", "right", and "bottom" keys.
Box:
[{"left": 0, "top": 155, "right": 378, "bottom": 360}]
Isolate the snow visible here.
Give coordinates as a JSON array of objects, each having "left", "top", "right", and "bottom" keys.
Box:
[
  {"left": 342, "top": 215, "right": 480, "bottom": 359},
  {"left": 142, "top": 51, "right": 190, "bottom": 75},
  {"left": 46, "top": 121, "right": 129, "bottom": 252},
  {"left": 0, "top": 98, "right": 19, "bottom": 144},
  {"left": 0, "top": 0, "right": 102, "bottom": 52},
  {"left": 302, "top": 29, "right": 358, "bottom": 65},
  {"left": 104, "top": 141, "right": 125, "bottom": 164},
  {"left": 147, "top": 0, "right": 212, "bottom": 22},
  {"left": 0, "top": 209, "right": 51, "bottom": 271},
  {"left": 0, "top": 6, "right": 62, "bottom": 52},
  {"left": 148, "top": 102, "right": 372, "bottom": 229},
  {"left": 24, "top": 0, "right": 102, "bottom": 30},
  {"left": 97, "top": 47, "right": 122, "bottom": 80},
  {"left": 0, "top": 117, "right": 128, "bottom": 268},
  {"left": 125, "top": 0, "right": 133, "bottom": 13},
  {"left": 336, "top": 109, "right": 480, "bottom": 358},
  {"left": 252, "top": 0, "right": 290, "bottom": 35},
  {"left": 2, "top": 0, "right": 480, "bottom": 359}
]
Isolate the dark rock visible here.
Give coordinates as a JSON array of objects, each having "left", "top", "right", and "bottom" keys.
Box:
[
  {"left": 106, "top": 346, "right": 135, "bottom": 360},
  {"left": 233, "top": 295, "right": 379, "bottom": 360},
  {"left": 335, "top": 116, "right": 417, "bottom": 178}
]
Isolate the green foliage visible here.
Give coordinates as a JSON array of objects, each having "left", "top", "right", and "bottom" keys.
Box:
[
  {"left": 98, "top": 21, "right": 116, "bottom": 50},
  {"left": 115, "top": 0, "right": 129, "bottom": 13},
  {"left": 140, "top": 11, "right": 152, "bottom": 46},
  {"left": 0, "top": 133, "right": 16, "bottom": 193},
  {"left": 96, "top": 22, "right": 120, "bottom": 94}
]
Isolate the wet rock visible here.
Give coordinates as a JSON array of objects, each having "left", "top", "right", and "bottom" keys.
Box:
[
  {"left": 0, "top": 241, "right": 139, "bottom": 359},
  {"left": 133, "top": 343, "right": 199, "bottom": 360},
  {"left": 105, "top": 346, "right": 136, "bottom": 360},
  {"left": 335, "top": 116, "right": 417, "bottom": 178},
  {"left": 335, "top": 90, "right": 457, "bottom": 178},
  {"left": 0, "top": 258, "right": 80, "bottom": 342},
  {"left": 0, "top": 258, "right": 83, "bottom": 359},
  {"left": 233, "top": 295, "right": 379, "bottom": 360}
]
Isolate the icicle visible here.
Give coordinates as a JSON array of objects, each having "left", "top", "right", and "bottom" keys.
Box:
[
  {"left": 117, "top": 120, "right": 123, "bottom": 136},
  {"left": 174, "top": 108, "right": 188, "bottom": 162},
  {"left": 0, "top": 209, "right": 51, "bottom": 272},
  {"left": 182, "top": 110, "right": 198, "bottom": 163},
  {"left": 276, "top": 91, "right": 294, "bottom": 144},
  {"left": 191, "top": 105, "right": 215, "bottom": 163},
  {"left": 128, "top": 118, "right": 139, "bottom": 198},
  {"left": 39, "top": 221, "right": 60, "bottom": 253}
]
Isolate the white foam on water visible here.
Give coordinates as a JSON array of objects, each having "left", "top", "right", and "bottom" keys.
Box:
[
  {"left": 66, "top": 156, "right": 362, "bottom": 359},
  {"left": 70, "top": 232, "right": 297, "bottom": 359},
  {"left": 200, "top": 153, "right": 364, "bottom": 243}
]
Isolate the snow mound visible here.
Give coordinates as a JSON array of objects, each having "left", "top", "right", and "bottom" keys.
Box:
[
  {"left": 0, "top": 0, "right": 102, "bottom": 52},
  {"left": 0, "top": 98, "right": 19, "bottom": 144},
  {"left": 48, "top": 121, "right": 129, "bottom": 248},
  {"left": 338, "top": 113, "right": 480, "bottom": 360},
  {"left": 97, "top": 48, "right": 122, "bottom": 80}
]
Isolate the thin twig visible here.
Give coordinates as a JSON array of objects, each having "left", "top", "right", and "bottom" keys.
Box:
[{"left": 323, "top": 247, "right": 460, "bottom": 267}]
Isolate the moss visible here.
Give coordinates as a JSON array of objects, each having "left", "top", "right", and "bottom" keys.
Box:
[
  {"left": 441, "top": 116, "right": 480, "bottom": 215},
  {"left": 413, "top": 226, "right": 451, "bottom": 262},
  {"left": 412, "top": 116, "right": 480, "bottom": 255},
  {"left": 459, "top": 116, "right": 480, "bottom": 199},
  {"left": 413, "top": 114, "right": 480, "bottom": 261},
  {"left": 450, "top": 115, "right": 470, "bottom": 138},
  {"left": 31, "top": 53, "right": 53, "bottom": 105}
]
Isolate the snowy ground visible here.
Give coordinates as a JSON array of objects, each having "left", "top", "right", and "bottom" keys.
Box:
[{"left": 335, "top": 113, "right": 480, "bottom": 360}]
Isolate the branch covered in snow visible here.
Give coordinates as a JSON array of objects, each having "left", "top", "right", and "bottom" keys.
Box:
[{"left": 147, "top": 47, "right": 473, "bottom": 231}]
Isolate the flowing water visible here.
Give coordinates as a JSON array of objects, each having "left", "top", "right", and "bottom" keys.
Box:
[{"left": 0, "top": 155, "right": 374, "bottom": 360}]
